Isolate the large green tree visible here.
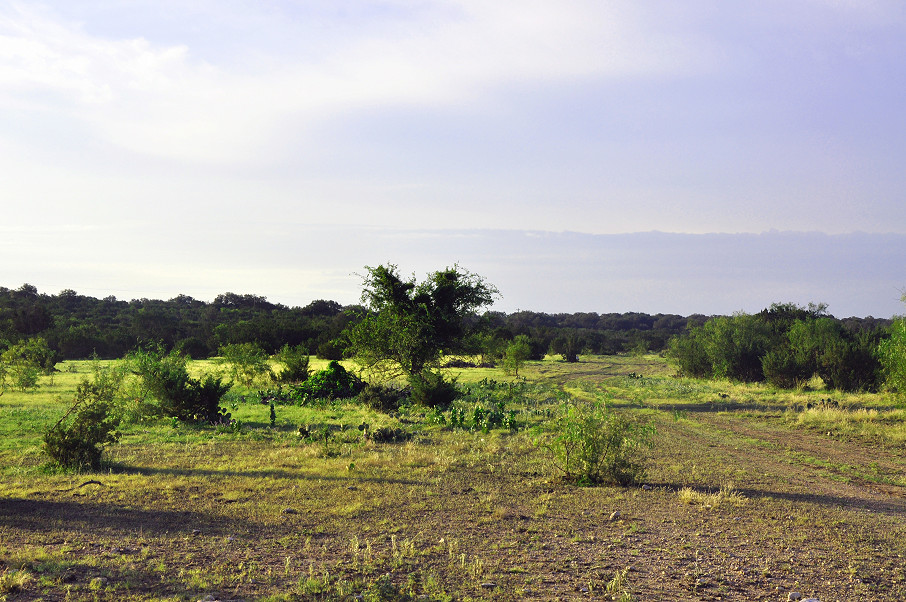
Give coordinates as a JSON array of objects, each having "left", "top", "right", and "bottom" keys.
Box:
[{"left": 345, "top": 264, "right": 499, "bottom": 379}]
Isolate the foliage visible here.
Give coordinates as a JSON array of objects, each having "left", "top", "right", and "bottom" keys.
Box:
[
  {"left": 357, "top": 382, "right": 408, "bottom": 413},
  {"left": 296, "top": 361, "right": 362, "bottom": 400},
  {"left": 0, "top": 337, "right": 56, "bottom": 393},
  {"left": 43, "top": 372, "right": 122, "bottom": 470},
  {"left": 430, "top": 398, "right": 518, "bottom": 433},
  {"left": 551, "top": 331, "right": 583, "bottom": 362},
  {"left": 129, "top": 344, "right": 232, "bottom": 423},
  {"left": 669, "top": 304, "right": 883, "bottom": 391},
  {"left": 879, "top": 305, "right": 906, "bottom": 394},
  {"left": 666, "top": 326, "right": 711, "bottom": 378},
  {"left": 344, "top": 264, "right": 499, "bottom": 378},
  {"left": 408, "top": 370, "right": 459, "bottom": 409},
  {"left": 503, "top": 334, "right": 532, "bottom": 376},
  {"left": 273, "top": 344, "right": 310, "bottom": 383},
  {"left": 541, "top": 401, "right": 655, "bottom": 486},
  {"left": 218, "top": 342, "right": 273, "bottom": 386}
]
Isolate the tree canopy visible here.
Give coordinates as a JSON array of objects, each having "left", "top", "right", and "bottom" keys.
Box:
[{"left": 345, "top": 264, "right": 499, "bottom": 378}]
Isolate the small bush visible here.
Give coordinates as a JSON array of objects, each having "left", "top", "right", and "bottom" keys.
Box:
[
  {"left": 408, "top": 370, "right": 458, "bottom": 409},
  {"left": 218, "top": 342, "right": 273, "bottom": 387},
  {"left": 358, "top": 383, "right": 407, "bottom": 413},
  {"left": 43, "top": 378, "right": 121, "bottom": 470},
  {"left": 297, "top": 361, "right": 362, "bottom": 400},
  {"left": 542, "top": 401, "right": 655, "bottom": 486},
  {"left": 274, "top": 344, "right": 310, "bottom": 383}
]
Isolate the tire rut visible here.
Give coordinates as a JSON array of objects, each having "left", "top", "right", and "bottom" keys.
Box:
[{"left": 656, "top": 414, "right": 906, "bottom": 519}]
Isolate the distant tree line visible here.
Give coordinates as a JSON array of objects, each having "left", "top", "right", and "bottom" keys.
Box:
[
  {"left": 0, "top": 284, "right": 892, "bottom": 379},
  {"left": 0, "top": 283, "right": 713, "bottom": 364}
]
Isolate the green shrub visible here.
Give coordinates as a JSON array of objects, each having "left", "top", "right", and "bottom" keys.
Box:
[
  {"left": 0, "top": 337, "right": 55, "bottom": 393},
  {"left": 357, "top": 383, "right": 407, "bottom": 413},
  {"left": 762, "top": 345, "right": 811, "bottom": 389},
  {"left": 880, "top": 314, "right": 906, "bottom": 392},
  {"left": 542, "top": 401, "right": 655, "bottom": 486},
  {"left": 43, "top": 378, "right": 121, "bottom": 470},
  {"left": 408, "top": 370, "right": 458, "bottom": 409},
  {"left": 218, "top": 342, "right": 273, "bottom": 386},
  {"left": 129, "top": 345, "right": 232, "bottom": 423},
  {"left": 297, "top": 360, "right": 362, "bottom": 400},
  {"left": 274, "top": 344, "right": 310, "bottom": 383},
  {"left": 316, "top": 339, "right": 346, "bottom": 361}
]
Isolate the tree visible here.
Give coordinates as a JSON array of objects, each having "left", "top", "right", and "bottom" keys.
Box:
[
  {"left": 551, "top": 330, "right": 583, "bottom": 363},
  {"left": 345, "top": 264, "right": 499, "bottom": 380},
  {"left": 503, "top": 334, "right": 532, "bottom": 376}
]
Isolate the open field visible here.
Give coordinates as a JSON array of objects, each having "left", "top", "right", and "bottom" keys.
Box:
[{"left": 2, "top": 355, "right": 906, "bottom": 601}]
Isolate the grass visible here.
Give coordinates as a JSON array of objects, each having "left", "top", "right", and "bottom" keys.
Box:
[
  {"left": 677, "top": 483, "right": 747, "bottom": 509},
  {"left": 2, "top": 355, "right": 906, "bottom": 599}
]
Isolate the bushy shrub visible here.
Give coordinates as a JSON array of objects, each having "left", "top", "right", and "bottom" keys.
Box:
[
  {"left": 0, "top": 337, "right": 56, "bottom": 393},
  {"left": 274, "top": 344, "right": 310, "bottom": 383},
  {"left": 43, "top": 377, "right": 121, "bottom": 470},
  {"left": 316, "top": 339, "right": 346, "bottom": 361},
  {"left": 762, "top": 345, "right": 812, "bottom": 389},
  {"left": 218, "top": 342, "right": 273, "bottom": 386},
  {"left": 129, "top": 345, "right": 232, "bottom": 423},
  {"left": 879, "top": 314, "right": 906, "bottom": 392},
  {"left": 542, "top": 402, "right": 655, "bottom": 486},
  {"left": 296, "top": 361, "right": 362, "bottom": 399},
  {"left": 357, "top": 383, "right": 407, "bottom": 413},
  {"left": 408, "top": 370, "right": 458, "bottom": 409}
]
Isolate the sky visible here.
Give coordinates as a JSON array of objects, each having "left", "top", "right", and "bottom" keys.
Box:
[{"left": 1, "top": 1, "right": 904, "bottom": 317}]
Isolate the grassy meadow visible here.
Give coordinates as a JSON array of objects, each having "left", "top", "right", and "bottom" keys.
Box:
[{"left": 2, "top": 355, "right": 906, "bottom": 600}]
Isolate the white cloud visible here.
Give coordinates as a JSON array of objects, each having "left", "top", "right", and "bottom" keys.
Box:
[{"left": 0, "top": 1, "right": 707, "bottom": 164}]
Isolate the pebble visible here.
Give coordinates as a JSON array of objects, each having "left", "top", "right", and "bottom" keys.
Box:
[
  {"left": 641, "top": 484, "right": 652, "bottom": 491},
  {"left": 282, "top": 507, "right": 298, "bottom": 514},
  {"left": 787, "top": 593, "right": 802, "bottom": 601},
  {"left": 480, "top": 582, "right": 497, "bottom": 589}
]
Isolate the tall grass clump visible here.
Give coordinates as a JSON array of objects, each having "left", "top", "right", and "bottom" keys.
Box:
[{"left": 786, "top": 406, "right": 906, "bottom": 446}]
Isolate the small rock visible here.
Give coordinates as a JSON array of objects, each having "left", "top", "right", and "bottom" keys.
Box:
[
  {"left": 192, "top": 529, "right": 202, "bottom": 536},
  {"left": 609, "top": 511, "right": 621, "bottom": 521},
  {"left": 347, "top": 486, "right": 358, "bottom": 491},
  {"left": 788, "top": 593, "right": 803, "bottom": 601},
  {"left": 641, "top": 484, "right": 652, "bottom": 491},
  {"left": 282, "top": 507, "right": 298, "bottom": 514},
  {"left": 480, "top": 582, "right": 497, "bottom": 589}
]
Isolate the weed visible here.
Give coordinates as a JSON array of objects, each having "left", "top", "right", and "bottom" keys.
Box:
[{"left": 606, "top": 567, "right": 632, "bottom": 601}]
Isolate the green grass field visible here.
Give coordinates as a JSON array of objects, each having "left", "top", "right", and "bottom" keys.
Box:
[{"left": 2, "top": 355, "right": 905, "bottom": 600}]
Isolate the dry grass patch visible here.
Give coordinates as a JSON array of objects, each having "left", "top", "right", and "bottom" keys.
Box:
[{"left": 678, "top": 483, "right": 747, "bottom": 510}]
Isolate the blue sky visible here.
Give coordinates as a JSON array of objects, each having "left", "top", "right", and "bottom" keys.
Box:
[{"left": 1, "top": 1, "right": 904, "bottom": 316}]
